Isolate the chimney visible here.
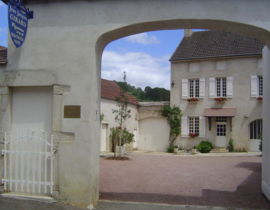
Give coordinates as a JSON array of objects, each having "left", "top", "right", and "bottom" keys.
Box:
[{"left": 184, "top": 29, "right": 193, "bottom": 37}]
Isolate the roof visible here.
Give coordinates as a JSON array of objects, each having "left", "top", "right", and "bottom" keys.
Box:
[
  {"left": 101, "top": 79, "right": 139, "bottom": 105},
  {"left": 0, "top": 46, "right": 7, "bottom": 64},
  {"left": 203, "top": 108, "right": 236, "bottom": 117},
  {"left": 170, "top": 30, "right": 265, "bottom": 62}
]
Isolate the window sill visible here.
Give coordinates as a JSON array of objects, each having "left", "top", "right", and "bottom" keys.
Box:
[
  {"left": 214, "top": 98, "right": 227, "bottom": 102},
  {"left": 187, "top": 98, "right": 200, "bottom": 103}
]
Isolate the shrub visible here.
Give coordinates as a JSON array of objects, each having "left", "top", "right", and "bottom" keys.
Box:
[
  {"left": 228, "top": 138, "right": 234, "bottom": 152},
  {"left": 166, "top": 145, "right": 175, "bottom": 153},
  {"left": 197, "top": 140, "right": 214, "bottom": 153}
]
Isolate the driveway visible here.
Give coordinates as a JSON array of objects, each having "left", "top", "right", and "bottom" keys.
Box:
[{"left": 99, "top": 155, "right": 270, "bottom": 209}]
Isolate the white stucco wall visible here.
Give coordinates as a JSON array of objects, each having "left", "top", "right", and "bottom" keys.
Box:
[
  {"left": 139, "top": 117, "right": 170, "bottom": 152},
  {"left": 171, "top": 57, "right": 263, "bottom": 149},
  {"left": 1, "top": 0, "right": 270, "bottom": 207},
  {"left": 100, "top": 98, "right": 139, "bottom": 151}
]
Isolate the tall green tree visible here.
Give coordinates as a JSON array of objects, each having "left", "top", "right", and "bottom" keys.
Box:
[{"left": 112, "top": 72, "right": 132, "bottom": 157}]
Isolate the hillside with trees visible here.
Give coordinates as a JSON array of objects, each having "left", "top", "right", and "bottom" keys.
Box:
[{"left": 114, "top": 81, "right": 170, "bottom": 102}]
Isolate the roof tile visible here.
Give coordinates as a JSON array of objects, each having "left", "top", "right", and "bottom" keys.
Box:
[
  {"left": 170, "top": 30, "right": 265, "bottom": 61},
  {"left": 101, "top": 79, "right": 138, "bottom": 105}
]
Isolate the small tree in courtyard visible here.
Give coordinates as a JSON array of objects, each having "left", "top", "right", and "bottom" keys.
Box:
[{"left": 112, "top": 72, "right": 131, "bottom": 157}]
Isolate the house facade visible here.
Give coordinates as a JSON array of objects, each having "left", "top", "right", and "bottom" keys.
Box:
[
  {"left": 100, "top": 79, "right": 171, "bottom": 152},
  {"left": 170, "top": 30, "right": 265, "bottom": 152},
  {"left": 100, "top": 79, "right": 139, "bottom": 152}
]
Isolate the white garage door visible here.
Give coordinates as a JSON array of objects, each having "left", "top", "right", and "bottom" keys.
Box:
[{"left": 139, "top": 117, "right": 170, "bottom": 152}]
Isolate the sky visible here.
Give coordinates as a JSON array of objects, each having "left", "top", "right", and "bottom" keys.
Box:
[{"left": 0, "top": 1, "right": 203, "bottom": 90}]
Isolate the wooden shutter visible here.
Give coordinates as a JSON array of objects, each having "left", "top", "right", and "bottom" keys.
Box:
[
  {"left": 181, "top": 116, "right": 188, "bottom": 137},
  {"left": 182, "top": 79, "right": 188, "bottom": 99},
  {"left": 199, "top": 78, "right": 205, "bottom": 98},
  {"left": 209, "top": 77, "right": 216, "bottom": 98},
  {"left": 199, "top": 116, "right": 206, "bottom": 138},
  {"left": 251, "top": 75, "right": 258, "bottom": 97},
  {"left": 227, "top": 77, "right": 233, "bottom": 98}
]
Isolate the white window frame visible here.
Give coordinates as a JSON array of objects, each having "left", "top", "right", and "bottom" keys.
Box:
[
  {"left": 216, "top": 78, "right": 227, "bottom": 97},
  {"left": 258, "top": 76, "right": 263, "bottom": 96},
  {"left": 188, "top": 117, "right": 199, "bottom": 136},
  {"left": 189, "top": 79, "right": 199, "bottom": 98}
]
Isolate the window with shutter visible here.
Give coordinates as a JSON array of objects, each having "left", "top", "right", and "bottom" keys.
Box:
[
  {"left": 216, "top": 78, "right": 227, "bottom": 97},
  {"left": 258, "top": 76, "right": 263, "bottom": 96},
  {"left": 188, "top": 117, "right": 199, "bottom": 136},
  {"left": 189, "top": 79, "right": 199, "bottom": 98}
]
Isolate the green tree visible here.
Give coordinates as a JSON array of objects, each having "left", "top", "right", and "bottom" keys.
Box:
[{"left": 112, "top": 72, "right": 132, "bottom": 157}]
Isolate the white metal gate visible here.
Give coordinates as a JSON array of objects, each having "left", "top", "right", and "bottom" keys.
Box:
[{"left": 1, "top": 128, "right": 54, "bottom": 195}]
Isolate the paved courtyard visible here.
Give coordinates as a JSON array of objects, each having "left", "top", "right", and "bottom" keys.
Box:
[{"left": 99, "top": 154, "right": 270, "bottom": 209}]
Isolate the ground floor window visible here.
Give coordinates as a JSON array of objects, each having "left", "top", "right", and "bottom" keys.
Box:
[
  {"left": 249, "top": 119, "right": 262, "bottom": 139},
  {"left": 189, "top": 117, "right": 199, "bottom": 135}
]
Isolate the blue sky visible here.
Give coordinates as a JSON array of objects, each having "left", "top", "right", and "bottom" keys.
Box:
[{"left": 0, "top": 1, "right": 203, "bottom": 90}]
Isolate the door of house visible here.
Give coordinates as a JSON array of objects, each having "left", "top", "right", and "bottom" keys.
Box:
[
  {"left": 100, "top": 124, "right": 107, "bottom": 151},
  {"left": 216, "top": 123, "right": 227, "bottom": 147}
]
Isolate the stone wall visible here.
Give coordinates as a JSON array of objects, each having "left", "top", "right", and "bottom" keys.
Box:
[{"left": 138, "top": 102, "right": 170, "bottom": 120}]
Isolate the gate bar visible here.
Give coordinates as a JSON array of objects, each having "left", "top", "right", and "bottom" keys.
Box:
[
  {"left": 9, "top": 131, "right": 12, "bottom": 191},
  {"left": 3, "top": 132, "right": 7, "bottom": 190}
]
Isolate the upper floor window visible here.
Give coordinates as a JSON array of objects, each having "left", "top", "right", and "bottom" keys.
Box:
[
  {"left": 209, "top": 77, "right": 233, "bottom": 98},
  {"left": 189, "top": 79, "right": 199, "bottom": 98},
  {"left": 216, "top": 78, "right": 227, "bottom": 97},
  {"left": 251, "top": 75, "right": 263, "bottom": 97},
  {"left": 258, "top": 76, "right": 263, "bottom": 96},
  {"left": 182, "top": 78, "right": 205, "bottom": 99}
]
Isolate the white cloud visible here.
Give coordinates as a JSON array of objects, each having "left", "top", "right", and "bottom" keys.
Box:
[
  {"left": 0, "top": 27, "right": 7, "bottom": 33},
  {"left": 101, "top": 50, "right": 170, "bottom": 90},
  {"left": 125, "top": 33, "right": 160, "bottom": 45}
]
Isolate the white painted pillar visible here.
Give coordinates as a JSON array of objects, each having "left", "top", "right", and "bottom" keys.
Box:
[{"left": 262, "top": 46, "right": 270, "bottom": 201}]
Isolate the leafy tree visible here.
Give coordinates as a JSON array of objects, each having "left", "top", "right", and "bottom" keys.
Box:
[
  {"left": 112, "top": 72, "right": 132, "bottom": 157},
  {"left": 114, "top": 81, "right": 170, "bottom": 101},
  {"left": 159, "top": 105, "right": 182, "bottom": 146}
]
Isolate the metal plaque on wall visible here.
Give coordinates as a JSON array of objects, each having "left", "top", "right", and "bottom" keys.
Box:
[{"left": 64, "top": 105, "right": 81, "bottom": 118}]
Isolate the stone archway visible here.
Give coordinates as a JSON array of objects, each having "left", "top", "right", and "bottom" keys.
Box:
[{"left": 2, "top": 0, "right": 270, "bottom": 207}]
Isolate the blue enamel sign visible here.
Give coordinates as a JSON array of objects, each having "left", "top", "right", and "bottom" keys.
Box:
[{"left": 8, "top": 2, "right": 28, "bottom": 48}]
